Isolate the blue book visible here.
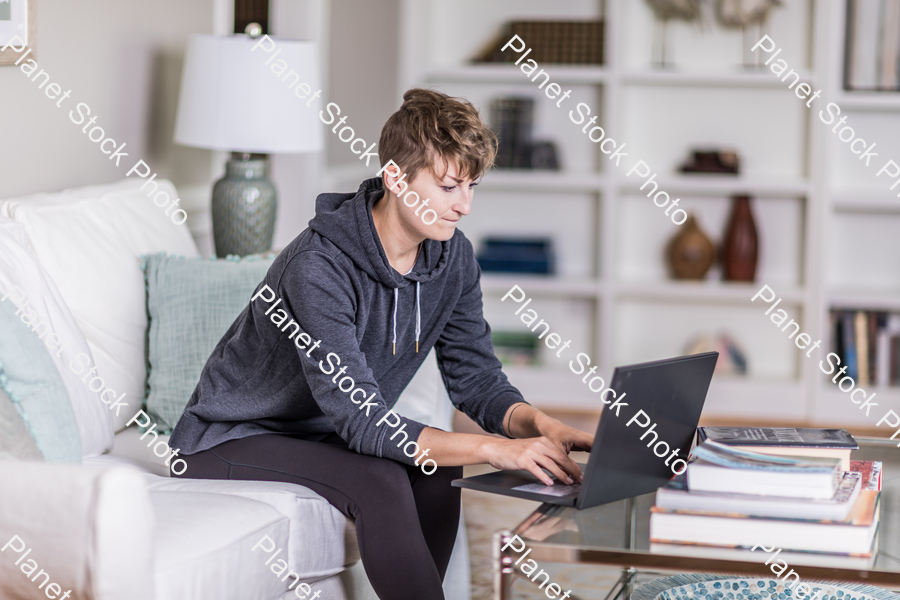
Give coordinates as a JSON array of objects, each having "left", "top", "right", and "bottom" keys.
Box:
[{"left": 843, "top": 311, "right": 858, "bottom": 380}]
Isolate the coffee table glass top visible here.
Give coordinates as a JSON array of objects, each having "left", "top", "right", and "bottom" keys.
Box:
[{"left": 510, "top": 438, "right": 900, "bottom": 583}]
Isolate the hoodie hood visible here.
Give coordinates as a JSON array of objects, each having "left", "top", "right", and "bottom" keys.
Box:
[{"left": 308, "top": 177, "right": 450, "bottom": 289}]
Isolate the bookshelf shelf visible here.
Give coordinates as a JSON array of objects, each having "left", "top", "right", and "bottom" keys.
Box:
[
  {"left": 620, "top": 70, "right": 816, "bottom": 89},
  {"left": 828, "top": 290, "right": 900, "bottom": 311},
  {"left": 615, "top": 282, "right": 805, "bottom": 305},
  {"left": 424, "top": 65, "right": 610, "bottom": 85},
  {"left": 831, "top": 190, "right": 900, "bottom": 213},
  {"left": 618, "top": 175, "right": 810, "bottom": 198},
  {"left": 481, "top": 170, "right": 605, "bottom": 192},
  {"left": 480, "top": 274, "right": 602, "bottom": 298},
  {"left": 833, "top": 93, "right": 900, "bottom": 111}
]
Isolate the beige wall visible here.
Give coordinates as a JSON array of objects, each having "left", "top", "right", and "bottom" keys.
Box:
[
  {"left": 0, "top": 0, "right": 215, "bottom": 199},
  {"left": 0, "top": 0, "right": 401, "bottom": 253},
  {"left": 326, "top": 0, "right": 400, "bottom": 171}
]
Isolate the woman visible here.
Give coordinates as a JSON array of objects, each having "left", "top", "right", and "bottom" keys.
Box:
[{"left": 168, "top": 88, "right": 593, "bottom": 600}]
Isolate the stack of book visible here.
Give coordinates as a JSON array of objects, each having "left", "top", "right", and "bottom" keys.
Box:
[
  {"left": 650, "top": 429, "right": 881, "bottom": 559},
  {"left": 831, "top": 310, "right": 900, "bottom": 387}
]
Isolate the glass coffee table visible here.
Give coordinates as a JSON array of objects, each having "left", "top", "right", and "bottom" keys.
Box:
[{"left": 493, "top": 437, "right": 900, "bottom": 600}]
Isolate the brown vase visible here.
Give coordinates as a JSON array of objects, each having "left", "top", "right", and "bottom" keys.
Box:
[
  {"left": 722, "top": 195, "right": 759, "bottom": 282},
  {"left": 666, "top": 213, "right": 715, "bottom": 280}
]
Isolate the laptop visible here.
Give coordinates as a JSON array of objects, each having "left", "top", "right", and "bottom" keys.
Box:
[{"left": 452, "top": 352, "right": 718, "bottom": 510}]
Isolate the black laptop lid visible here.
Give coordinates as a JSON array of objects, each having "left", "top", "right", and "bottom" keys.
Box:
[{"left": 575, "top": 352, "right": 718, "bottom": 509}]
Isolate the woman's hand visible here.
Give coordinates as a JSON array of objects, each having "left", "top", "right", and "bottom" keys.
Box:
[
  {"left": 504, "top": 403, "right": 595, "bottom": 453},
  {"left": 537, "top": 418, "right": 594, "bottom": 454},
  {"left": 482, "top": 436, "right": 583, "bottom": 486}
]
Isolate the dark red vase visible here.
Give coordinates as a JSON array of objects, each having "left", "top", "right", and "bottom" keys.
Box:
[{"left": 722, "top": 195, "right": 758, "bottom": 282}]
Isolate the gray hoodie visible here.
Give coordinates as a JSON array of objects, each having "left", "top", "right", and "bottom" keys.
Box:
[{"left": 168, "top": 177, "right": 525, "bottom": 465}]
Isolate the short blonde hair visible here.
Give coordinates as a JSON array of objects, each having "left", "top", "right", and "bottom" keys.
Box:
[{"left": 378, "top": 88, "right": 497, "bottom": 182}]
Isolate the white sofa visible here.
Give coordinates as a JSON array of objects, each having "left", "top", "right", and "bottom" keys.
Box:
[{"left": 0, "top": 179, "right": 470, "bottom": 600}]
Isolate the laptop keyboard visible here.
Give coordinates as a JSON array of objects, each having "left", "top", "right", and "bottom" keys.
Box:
[{"left": 512, "top": 481, "right": 582, "bottom": 497}]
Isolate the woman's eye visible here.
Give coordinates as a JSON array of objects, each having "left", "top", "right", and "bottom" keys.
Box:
[{"left": 441, "top": 186, "right": 456, "bottom": 192}]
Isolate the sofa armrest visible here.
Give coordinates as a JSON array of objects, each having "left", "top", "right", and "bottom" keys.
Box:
[{"left": 0, "top": 460, "right": 155, "bottom": 600}]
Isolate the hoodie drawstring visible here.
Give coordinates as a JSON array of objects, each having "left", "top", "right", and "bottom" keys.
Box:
[
  {"left": 415, "top": 282, "right": 421, "bottom": 353},
  {"left": 392, "top": 283, "right": 422, "bottom": 355},
  {"left": 392, "top": 288, "right": 398, "bottom": 355}
]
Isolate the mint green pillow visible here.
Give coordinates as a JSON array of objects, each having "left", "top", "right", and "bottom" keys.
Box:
[
  {"left": 143, "top": 253, "right": 276, "bottom": 432},
  {"left": 0, "top": 298, "right": 81, "bottom": 462},
  {"left": 0, "top": 387, "right": 44, "bottom": 461}
]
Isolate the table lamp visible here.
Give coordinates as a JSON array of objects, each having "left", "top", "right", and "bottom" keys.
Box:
[{"left": 174, "top": 30, "right": 322, "bottom": 257}]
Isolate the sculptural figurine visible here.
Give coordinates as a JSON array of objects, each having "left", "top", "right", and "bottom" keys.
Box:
[{"left": 644, "top": 0, "right": 703, "bottom": 67}]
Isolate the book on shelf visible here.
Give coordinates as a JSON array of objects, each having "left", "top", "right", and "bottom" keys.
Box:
[
  {"left": 687, "top": 441, "right": 842, "bottom": 499},
  {"left": 472, "top": 20, "right": 604, "bottom": 65},
  {"left": 649, "top": 486, "right": 881, "bottom": 555},
  {"left": 845, "top": 0, "right": 900, "bottom": 91},
  {"left": 831, "top": 309, "right": 900, "bottom": 388},
  {"left": 696, "top": 427, "right": 857, "bottom": 470}
]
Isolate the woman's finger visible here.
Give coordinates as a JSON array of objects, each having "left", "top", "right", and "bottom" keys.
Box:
[
  {"left": 531, "top": 453, "right": 573, "bottom": 485},
  {"left": 523, "top": 460, "right": 555, "bottom": 486}
]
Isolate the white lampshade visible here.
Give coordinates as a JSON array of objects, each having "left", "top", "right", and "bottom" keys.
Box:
[{"left": 174, "top": 34, "right": 323, "bottom": 154}]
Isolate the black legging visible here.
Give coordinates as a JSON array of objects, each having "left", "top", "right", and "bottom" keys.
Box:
[{"left": 174, "top": 432, "right": 462, "bottom": 600}]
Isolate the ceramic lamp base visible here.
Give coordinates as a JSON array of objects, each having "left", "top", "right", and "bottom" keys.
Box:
[{"left": 212, "top": 153, "right": 277, "bottom": 257}]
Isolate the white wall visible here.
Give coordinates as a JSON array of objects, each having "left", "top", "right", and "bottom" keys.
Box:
[
  {"left": 0, "top": 0, "right": 215, "bottom": 199},
  {"left": 324, "top": 0, "right": 400, "bottom": 177}
]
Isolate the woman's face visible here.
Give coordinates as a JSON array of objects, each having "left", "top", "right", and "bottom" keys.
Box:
[{"left": 386, "top": 156, "right": 480, "bottom": 242}]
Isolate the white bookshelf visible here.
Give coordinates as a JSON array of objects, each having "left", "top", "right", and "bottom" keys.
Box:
[{"left": 388, "top": 0, "right": 898, "bottom": 428}]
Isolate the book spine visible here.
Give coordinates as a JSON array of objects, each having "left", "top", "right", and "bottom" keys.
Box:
[
  {"left": 844, "top": 312, "right": 858, "bottom": 381},
  {"left": 856, "top": 311, "right": 869, "bottom": 386},
  {"left": 881, "top": 0, "right": 900, "bottom": 89},
  {"left": 852, "top": 0, "right": 882, "bottom": 89},
  {"left": 876, "top": 323, "right": 891, "bottom": 387},
  {"left": 868, "top": 312, "right": 879, "bottom": 383},
  {"left": 891, "top": 335, "right": 900, "bottom": 386}
]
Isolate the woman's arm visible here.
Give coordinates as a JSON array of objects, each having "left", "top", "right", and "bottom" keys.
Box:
[{"left": 416, "top": 403, "right": 594, "bottom": 486}]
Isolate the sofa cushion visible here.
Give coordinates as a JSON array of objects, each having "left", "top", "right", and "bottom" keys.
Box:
[
  {"left": 0, "top": 179, "right": 201, "bottom": 432},
  {"left": 146, "top": 477, "right": 358, "bottom": 578},
  {"left": 0, "top": 217, "right": 114, "bottom": 456},
  {"left": 0, "top": 295, "right": 81, "bottom": 462},
  {"left": 0, "top": 461, "right": 154, "bottom": 600},
  {"left": 150, "top": 490, "right": 292, "bottom": 600},
  {"left": 0, "top": 387, "right": 43, "bottom": 460},
  {"left": 143, "top": 253, "right": 275, "bottom": 432}
]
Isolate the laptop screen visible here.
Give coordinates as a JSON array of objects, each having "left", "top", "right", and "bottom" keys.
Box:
[{"left": 575, "top": 352, "right": 718, "bottom": 509}]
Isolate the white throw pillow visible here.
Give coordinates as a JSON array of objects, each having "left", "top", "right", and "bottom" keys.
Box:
[
  {"left": 1, "top": 179, "right": 200, "bottom": 432},
  {"left": 0, "top": 217, "right": 114, "bottom": 456}
]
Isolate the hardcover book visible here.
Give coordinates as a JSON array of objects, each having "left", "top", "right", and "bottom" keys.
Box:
[
  {"left": 697, "top": 427, "right": 857, "bottom": 470},
  {"left": 656, "top": 470, "right": 861, "bottom": 521},
  {"left": 687, "top": 441, "right": 841, "bottom": 499},
  {"left": 649, "top": 489, "right": 881, "bottom": 555}
]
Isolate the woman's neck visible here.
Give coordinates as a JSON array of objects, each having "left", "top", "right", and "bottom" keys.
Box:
[{"left": 371, "top": 191, "right": 425, "bottom": 274}]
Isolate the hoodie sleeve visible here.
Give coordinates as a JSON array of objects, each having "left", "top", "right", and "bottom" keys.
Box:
[
  {"left": 434, "top": 240, "right": 527, "bottom": 437},
  {"left": 278, "top": 251, "right": 429, "bottom": 466}
]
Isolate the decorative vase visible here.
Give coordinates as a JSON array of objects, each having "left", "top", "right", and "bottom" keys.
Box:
[
  {"left": 666, "top": 213, "right": 715, "bottom": 280},
  {"left": 211, "top": 154, "right": 277, "bottom": 257},
  {"left": 722, "top": 195, "right": 759, "bottom": 281}
]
